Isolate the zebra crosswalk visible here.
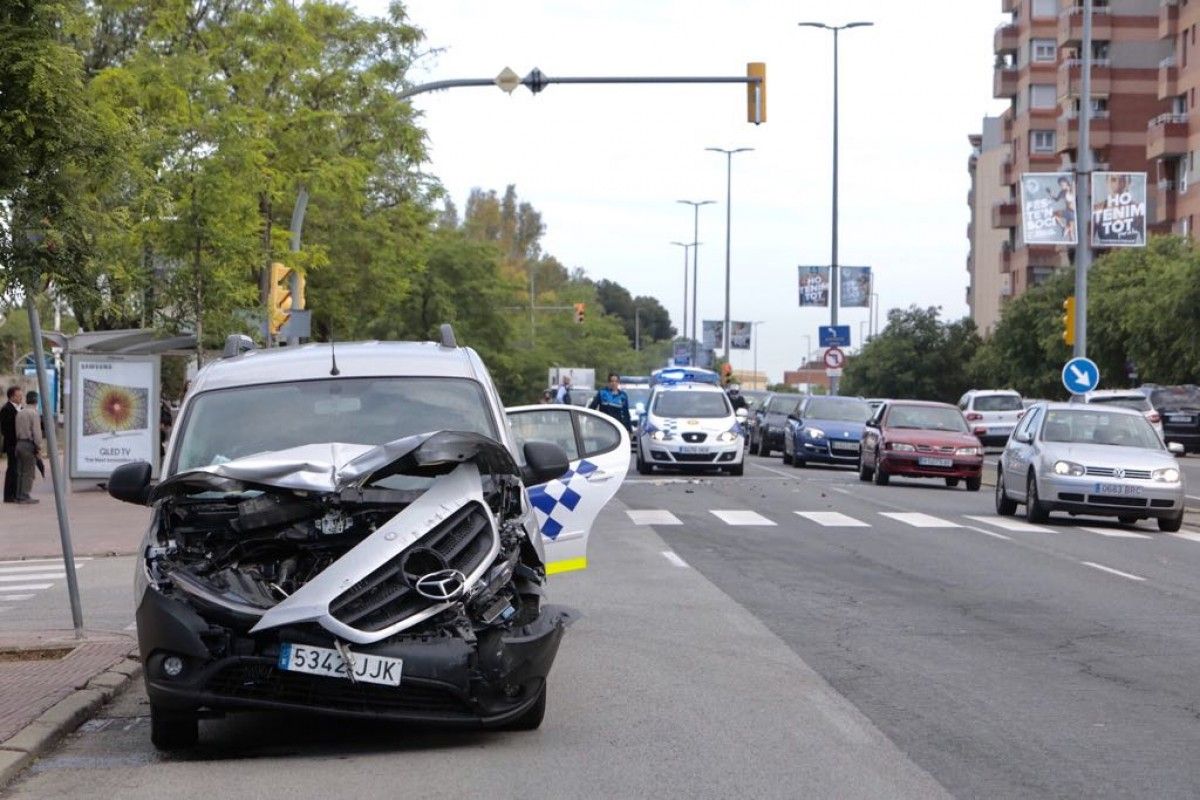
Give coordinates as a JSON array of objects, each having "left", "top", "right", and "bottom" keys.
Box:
[
  {"left": 0, "top": 558, "right": 89, "bottom": 608},
  {"left": 623, "top": 508, "right": 1200, "bottom": 544}
]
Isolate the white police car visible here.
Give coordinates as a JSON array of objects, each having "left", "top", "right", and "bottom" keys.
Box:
[{"left": 636, "top": 381, "right": 746, "bottom": 475}]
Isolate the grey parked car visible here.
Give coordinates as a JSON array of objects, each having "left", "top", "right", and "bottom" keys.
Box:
[{"left": 995, "top": 402, "right": 1186, "bottom": 531}]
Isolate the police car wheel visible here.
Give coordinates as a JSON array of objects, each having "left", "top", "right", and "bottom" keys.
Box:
[{"left": 636, "top": 451, "right": 652, "bottom": 475}]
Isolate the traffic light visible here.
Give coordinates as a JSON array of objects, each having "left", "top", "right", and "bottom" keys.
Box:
[
  {"left": 1061, "top": 295, "right": 1076, "bottom": 346},
  {"left": 747, "top": 62, "right": 766, "bottom": 125},
  {"left": 267, "top": 263, "right": 306, "bottom": 336},
  {"left": 574, "top": 303, "right": 585, "bottom": 324}
]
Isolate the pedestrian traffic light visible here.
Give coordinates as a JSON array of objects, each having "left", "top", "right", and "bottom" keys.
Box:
[
  {"left": 267, "top": 263, "right": 306, "bottom": 336},
  {"left": 1061, "top": 296, "right": 1076, "bottom": 346},
  {"left": 574, "top": 303, "right": 585, "bottom": 324},
  {"left": 747, "top": 62, "right": 766, "bottom": 125}
]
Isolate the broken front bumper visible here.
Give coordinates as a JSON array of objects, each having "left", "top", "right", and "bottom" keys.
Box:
[{"left": 136, "top": 586, "right": 574, "bottom": 727}]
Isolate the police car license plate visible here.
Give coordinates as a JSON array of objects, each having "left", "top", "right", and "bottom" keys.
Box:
[
  {"left": 1092, "top": 483, "right": 1143, "bottom": 496},
  {"left": 917, "top": 457, "right": 953, "bottom": 468},
  {"left": 278, "top": 643, "right": 402, "bottom": 687},
  {"left": 678, "top": 446, "right": 707, "bottom": 454}
]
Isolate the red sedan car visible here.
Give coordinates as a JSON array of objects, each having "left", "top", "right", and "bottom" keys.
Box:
[{"left": 858, "top": 400, "right": 984, "bottom": 490}]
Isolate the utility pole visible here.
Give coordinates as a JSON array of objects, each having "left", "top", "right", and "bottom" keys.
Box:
[
  {"left": 705, "top": 148, "right": 753, "bottom": 363},
  {"left": 1074, "top": 3, "right": 1093, "bottom": 359},
  {"left": 678, "top": 200, "right": 714, "bottom": 365}
]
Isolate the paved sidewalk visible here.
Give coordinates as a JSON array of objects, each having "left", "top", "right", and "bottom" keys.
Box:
[
  {"left": 0, "top": 456, "right": 149, "bottom": 560},
  {"left": 0, "top": 631, "right": 139, "bottom": 787}
]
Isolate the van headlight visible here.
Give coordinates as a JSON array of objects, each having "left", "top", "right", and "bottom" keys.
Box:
[
  {"left": 1153, "top": 467, "right": 1181, "bottom": 483},
  {"left": 1053, "top": 460, "right": 1085, "bottom": 476}
]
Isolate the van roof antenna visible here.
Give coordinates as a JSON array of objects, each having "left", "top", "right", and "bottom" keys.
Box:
[{"left": 329, "top": 333, "right": 340, "bottom": 376}]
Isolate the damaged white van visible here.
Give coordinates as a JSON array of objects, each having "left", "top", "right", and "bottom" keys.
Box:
[{"left": 107, "top": 330, "right": 628, "bottom": 749}]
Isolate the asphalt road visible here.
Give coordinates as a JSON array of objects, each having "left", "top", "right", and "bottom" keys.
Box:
[{"left": 10, "top": 453, "right": 1200, "bottom": 797}]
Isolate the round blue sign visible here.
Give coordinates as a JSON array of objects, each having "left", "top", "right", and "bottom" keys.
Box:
[{"left": 1062, "top": 357, "right": 1100, "bottom": 395}]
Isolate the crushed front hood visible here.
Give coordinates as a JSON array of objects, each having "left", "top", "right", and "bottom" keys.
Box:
[{"left": 154, "top": 430, "right": 520, "bottom": 498}]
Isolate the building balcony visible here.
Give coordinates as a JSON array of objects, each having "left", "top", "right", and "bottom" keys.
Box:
[
  {"left": 1058, "top": 6, "right": 1112, "bottom": 45},
  {"left": 1153, "top": 179, "right": 1177, "bottom": 224},
  {"left": 992, "top": 199, "right": 1018, "bottom": 229},
  {"left": 1056, "top": 112, "right": 1112, "bottom": 154},
  {"left": 1056, "top": 58, "right": 1112, "bottom": 99},
  {"left": 993, "top": 65, "right": 1018, "bottom": 99},
  {"left": 1001, "top": 159, "right": 1015, "bottom": 186},
  {"left": 1159, "top": 55, "right": 1179, "bottom": 100},
  {"left": 1146, "top": 113, "right": 1190, "bottom": 159},
  {"left": 994, "top": 22, "right": 1019, "bottom": 55},
  {"left": 1161, "top": 0, "right": 1179, "bottom": 39}
]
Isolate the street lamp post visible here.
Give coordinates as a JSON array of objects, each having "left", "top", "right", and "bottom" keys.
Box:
[
  {"left": 704, "top": 148, "right": 753, "bottom": 363},
  {"left": 751, "top": 320, "right": 766, "bottom": 389},
  {"left": 869, "top": 292, "right": 880, "bottom": 339},
  {"left": 798, "top": 20, "right": 873, "bottom": 395},
  {"left": 802, "top": 335, "right": 812, "bottom": 367},
  {"left": 670, "top": 241, "right": 695, "bottom": 359},
  {"left": 677, "top": 200, "right": 714, "bottom": 365}
]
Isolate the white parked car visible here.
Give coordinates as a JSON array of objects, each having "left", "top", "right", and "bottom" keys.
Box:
[
  {"left": 1080, "top": 389, "right": 1164, "bottom": 440},
  {"left": 958, "top": 389, "right": 1025, "bottom": 447},
  {"left": 636, "top": 381, "right": 746, "bottom": 475}
]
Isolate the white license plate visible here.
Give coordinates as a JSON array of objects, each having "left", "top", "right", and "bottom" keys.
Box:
[
  {"left": 278, "top": 643, "right": 403, "bottom": 687},
  {"left": 831, "top": 441, "right": 859, "bottom": 451},
  {"left": 917, "top": 457, "right": 954, "bottom": 468},
  {"left": 678, "top": 446, "right": 708, "bottom": 454},
  {"left": 989, "top": 427, "right": 1013, "bottom": 436},
  {"left": 1169, "top": 415, "right": 1194, "bottom": 424},
  {"left": 1091, "top": 483, "right": 1143, "bottom": 497}
]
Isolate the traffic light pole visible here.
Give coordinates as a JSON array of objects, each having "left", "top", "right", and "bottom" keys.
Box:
[{"left": 1073, "top": 3, "right": 1093, "bottom": 359}]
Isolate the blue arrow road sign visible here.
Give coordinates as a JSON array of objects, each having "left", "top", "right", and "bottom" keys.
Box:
[
  {"left": 819, "top": 325, "right": 851, "bottom": 347},
  {"left": 1062, "top": 357, "right": 1100, "bottom": 395}
]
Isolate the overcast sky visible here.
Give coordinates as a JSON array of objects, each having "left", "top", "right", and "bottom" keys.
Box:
[{"left": 351, "top": 0, "right": 1009, "bottom": 381}]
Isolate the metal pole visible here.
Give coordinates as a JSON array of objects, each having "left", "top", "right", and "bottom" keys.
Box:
[
  {"left": 830, "top": 27, "right": 841, "bottom": 397},
  {"left": 25, "top": 296, "right": 84, "bottom": 638},
  {"left": 635, "top": 307, "right": 641, "bottom": 351},
  {"left": 1074, "top": 3, "right": 1093, "bottom": 360},
  {"left": 681, "top": 249, "right": 688, "bottom": 349},
  {"left": 287, "top": 185, "right": 308, "bottom": 347},
  {"left": 723, "top": 152, "right": 732, "bottom": 362},
  {"left": 678, "top": 200, "right": 713, "bottom": 365}
]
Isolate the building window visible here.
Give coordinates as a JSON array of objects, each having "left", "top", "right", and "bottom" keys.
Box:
[
  {"left": 1070, "top": 96, "right": 1108, "bottom": 116},
  {"left": 1032, "top": 0, "right": 1057, "bottom": 18},
  {"left": 1032, "top": 39, "right": 1056, "bottom": 63},
  {"left": 1180, "top": 157, "right": 1189, "bottom": 194},
  {"left": 1030, "top": 84, "right": 1057, "bottom": 109},
  {"left": 1031, "top": 130, "right": 1056, "bottom": 153}
]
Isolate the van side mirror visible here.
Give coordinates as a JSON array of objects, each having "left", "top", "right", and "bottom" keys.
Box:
[
  {"left": 108, "top": 461, "right": 153, "bottom": 505},
  {"left": 522, "top": 441, "right": 570, "bottom": 485}
]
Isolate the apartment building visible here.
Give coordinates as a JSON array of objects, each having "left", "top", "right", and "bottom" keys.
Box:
[
  {"left": 969, "top": 0, "right": 1169, "bottom": 332},
  {"left": 966, "top": 118, "right": 1012, "bottom": 335},
  {"left": 1155, "top": 0, "right": 1200, "bottom": 234}
]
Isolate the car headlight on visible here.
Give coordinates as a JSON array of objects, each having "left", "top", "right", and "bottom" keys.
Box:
[
  {"left": 1153, "top": 467, "right": 1181, "bottom": 483},
  {"left": 955, "top": 446, "right": 981, "bottom": 456},
  {"left": 1053, "top": 460, "right": 1085, "bottom": 476},
  {"left": 651, "top": 430, "right": 669, "bottom": 441},
  {"left": 716, "top": 431, "right": 739, "bottom": 443},
  {"left": 806, "top": 427, "right": 826, "bottom": 440},
  {"left": 889, "top": 442, "right": 916, "bottom": 452}
]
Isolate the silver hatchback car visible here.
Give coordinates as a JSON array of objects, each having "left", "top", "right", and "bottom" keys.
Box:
[{"left": 995, "top": 402, "right": 1186, "bottom": 531}]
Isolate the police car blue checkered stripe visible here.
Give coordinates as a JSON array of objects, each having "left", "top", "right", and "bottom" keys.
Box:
[{"left": 527, "top": 459, "right": 598, "bottom": 539}]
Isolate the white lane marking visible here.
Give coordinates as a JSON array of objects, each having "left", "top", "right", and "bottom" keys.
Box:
[
  {"left": 626, "top": 509, "right": 683, "bottom": 526},
  {"left": 795, "top": 511, "right": 869, "bottom": 527},
  {"left": 0, "top": 557, "right": 91, "bottom": 566},
  {"left": 0, "top": 573, "right": 64, "bottom": 583},
  {"left": 880, "top": 512, "right": 960, "bottom": 528},
  {"left": 1078, "top": 527, "right": 1152, "bottom": 540},
  {"left": 0, "top": 563, "right": 85, "bottom": 575},
  {"left": 0, "top": 583, "right": 53, "bottom": 592},
  {"left": 710, "top": 510, "right": 776, "bottom": 526},
  {"left": 1081, "top": 561, "right": 1146, "bottom": 582},
  {"left": 964, "top": 515, "right": 1054, "bottom": 533},
  {"left": 0, "top": 594, "right": 36, "bottom": 602},
  {"left": 749, "top": 462, "right": 805, "bottom": 480},
  {"left": 661, "top": 551, "right": 690, "bottom": 568},
  {"left": 962, "top": 525, "right": 1013, "bottom": 541},
  {"left": 1169, "top": 531, "right": 1200, "bottom": 543}
]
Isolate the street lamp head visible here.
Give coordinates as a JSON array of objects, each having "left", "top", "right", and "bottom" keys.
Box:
[
  {"left": 797, "top": 21, "right": 831, "bottom": 29},
  {"left": 705, "top": 147, "right": 755, "bottom": 155},
  {"left": 844, "top": 21, "right": 874, "bottom": 29},
  {"left": 798, "top": 20, "right": 873, "bottom": 31},
  {"left": 677, "top": 199, "right": 716, "bottom": 207}
]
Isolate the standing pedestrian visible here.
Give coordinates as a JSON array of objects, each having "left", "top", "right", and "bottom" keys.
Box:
[
  {"left": 1, "top": 386, "right": 23, "bottom": 503},
  {"left": 555, "top": 375, "right": 573, "bottom": 405},
  {"left": 589, "top": 373, "right": 632, "bottom": 431},
  {"left": 14, "top": 389, "right": 42, "bottom": 504}
]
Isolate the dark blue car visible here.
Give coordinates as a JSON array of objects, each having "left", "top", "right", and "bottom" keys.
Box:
[{"left": 783, "top": 396, "right": 874, "bottom": 467}]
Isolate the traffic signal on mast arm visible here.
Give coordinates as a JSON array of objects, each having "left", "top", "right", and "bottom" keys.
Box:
[
  {"left": 268, "top": 263, "right": 306, "bottom": 336},
  {"left": 1061, "top": 296, "right": 1076, "bottom": 346},
  {"left": 574, "top": 303, "right": 586, "bottom": 324},
  {"left": 747, "top": 62, "right": 766, "bottom": 125}
]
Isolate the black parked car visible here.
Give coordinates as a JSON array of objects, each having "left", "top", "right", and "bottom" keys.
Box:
[
  {"left": 1140, "top": 384, "right": 1200, "bottom": 452},
  {"left": 751, "top": 393, "right": 803, "bottom": 457}
]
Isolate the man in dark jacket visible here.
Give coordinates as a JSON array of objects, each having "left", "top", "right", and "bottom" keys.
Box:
[
  {"left": 589, "top": 373, "right": 632, "bottom": 431},
  {"left": 1, "top": 386, "right": 23, "bottom": 503}
]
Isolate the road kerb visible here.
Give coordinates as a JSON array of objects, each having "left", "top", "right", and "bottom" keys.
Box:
[{"left": 0, "top": 658, "right": 142, "bottom": 790}]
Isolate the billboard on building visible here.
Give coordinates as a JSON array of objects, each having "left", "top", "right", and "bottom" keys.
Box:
[
  {"left": 1020, "top": 172, "right": 1077, "bottom": 245},
  {"left": 729, "top": 321, "right": 752, "bottom": 350},
  {"left": 69, "top": 354, "right": 161, "bottom": 479},
  {"left": 839, "top": 266, "right": 872, "bottom": 307},
  {"left": 798, "top": 266, "right": 831, "bottom": 307},
  {"left": 702, "top": 320, "right": 724, "bottom": 351},
  {"left": 1091, "top": 172, "right": 1147, "bottom": 248}
]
